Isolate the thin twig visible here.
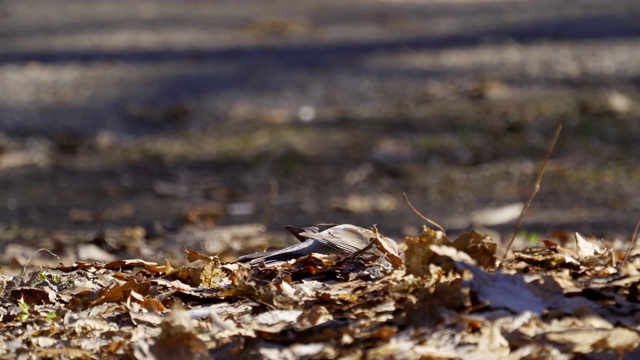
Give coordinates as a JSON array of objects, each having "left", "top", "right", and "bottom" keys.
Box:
[
  {"left": 21, "top": 248, "right": 62, "bottom": 274},
  {"left": 402, "top": 192, "right": 446, "bottom": 234},
  {"left": 624, "top": 218, "right": 640, "bottom": 261},
  {"left": 502, "top": 124, "right": 563, "bottom": 262}
]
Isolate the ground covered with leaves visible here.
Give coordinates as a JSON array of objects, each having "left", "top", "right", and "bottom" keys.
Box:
[
  {"left": 1, "top": 225, "right": 639, "bottom": 359},
  {"left": 2, "top": 1, "right": 640, "bottom": 358}
]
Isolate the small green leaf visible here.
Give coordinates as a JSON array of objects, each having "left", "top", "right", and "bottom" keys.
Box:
[
  {"left": 46, "top": 311, "right": 57, "bottom": 323},
  {"left": 18, "top": 313, "right": 29, "bottom": 322}
]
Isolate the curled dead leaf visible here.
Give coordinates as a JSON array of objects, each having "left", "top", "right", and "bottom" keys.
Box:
[
  {"left": 404, "top": 226, "right": 448, "bottom": 276},
  {"left": 371, "top": 225, "right": 404, "bottom": 269},
  {"left": 450, "top": 231, "right": 498, "bottom": 270}
]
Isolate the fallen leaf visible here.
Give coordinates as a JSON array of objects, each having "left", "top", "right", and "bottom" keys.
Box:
[
  {"left": 404, "top": 226, "right": 448, "bottom": 276},
  {"left": 575, "top": 233, "right": 604, "bottom": 258}
]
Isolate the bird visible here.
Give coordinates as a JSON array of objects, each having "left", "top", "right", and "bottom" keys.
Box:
[{"left": 236, "top": 224, "right": 403, "bottom": 266}]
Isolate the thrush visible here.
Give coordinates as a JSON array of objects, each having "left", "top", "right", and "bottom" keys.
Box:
[{"left": 236, "top": 224, "right": 403, "bottom": 266}]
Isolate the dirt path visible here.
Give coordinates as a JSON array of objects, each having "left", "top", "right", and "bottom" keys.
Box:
[{"left": 0, "top": 0, "right": 639, "bottom": 264}]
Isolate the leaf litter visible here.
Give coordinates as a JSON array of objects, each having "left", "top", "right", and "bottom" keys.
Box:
[{"left": 1, "top": 224, "right": 640, "bottom": 359}]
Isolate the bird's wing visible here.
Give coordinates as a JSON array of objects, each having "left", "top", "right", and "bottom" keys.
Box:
[
  {"left": 237, "top": 239, "right": 331, "bottom": 265},
  {"left": 284, "top": 224, "right": 338, "bottom": 242},
  {"left": 299, "top": 225, "right": 371, "bottom": 255}
]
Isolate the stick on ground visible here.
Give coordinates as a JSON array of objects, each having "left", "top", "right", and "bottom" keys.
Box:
[
  {"left": 501, "top": 124, "right": 563, "bottom": 262},
  {"left": 402, "top": 192, "right": 446, "bottom": 235},
  {"left": 624, "top": 218, "right": 640, "bottom": 261}
]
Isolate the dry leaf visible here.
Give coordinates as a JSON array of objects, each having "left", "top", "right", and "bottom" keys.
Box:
[
  {"left": 404, "top": 226, "right": 448, "bottom": 276},
  {"left": 575, "top": 232, "right": 604, "bottom": 258}
]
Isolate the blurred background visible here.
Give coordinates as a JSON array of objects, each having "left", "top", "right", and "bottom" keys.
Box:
[{"left": 1, "top": 0, "right": 639, "bottom": 268}]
